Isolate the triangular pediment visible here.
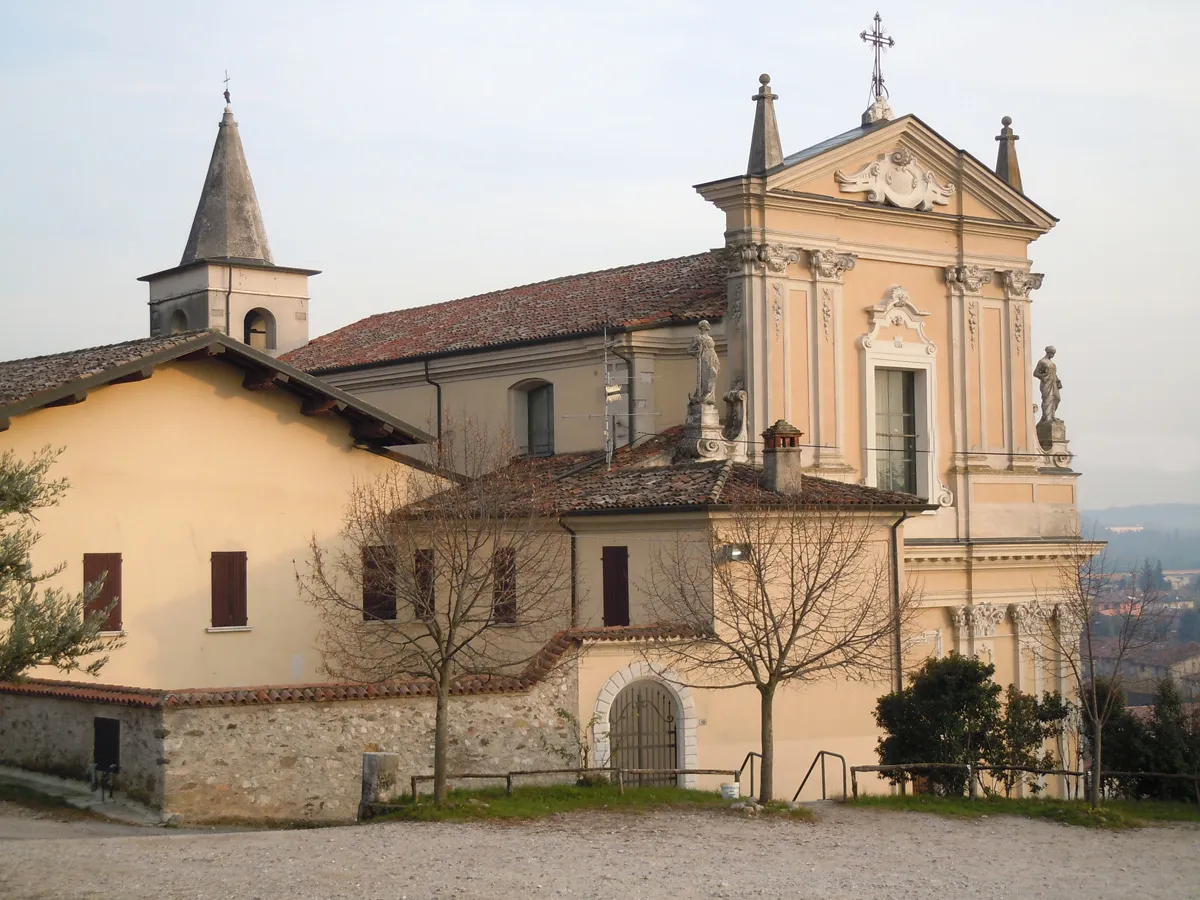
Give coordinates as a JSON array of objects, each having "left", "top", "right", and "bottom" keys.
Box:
[{"left": 763, "top": 115, "right": 1056, "bottom": 232}]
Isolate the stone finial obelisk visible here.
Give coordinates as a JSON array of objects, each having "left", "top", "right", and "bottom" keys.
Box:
[
  {"left": 746, "top": 74, "right": 783, "bottom": 176},
  {"left": 995, "top": 116, "right": 1023, "bottom": 193}
]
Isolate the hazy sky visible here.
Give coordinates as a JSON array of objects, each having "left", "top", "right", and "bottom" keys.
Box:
[{"left": 1, "top": 1, "right": 1196, "bottom": 509}]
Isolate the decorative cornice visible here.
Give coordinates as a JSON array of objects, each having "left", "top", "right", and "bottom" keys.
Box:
[
  {"left": 999, "top": 269, "right": 1045, "bottom": 300},
  {"left": 945, "top": 264, "right": 993, "bottom": 294},
  {"left": 809, "top": 249, "right": 858, "bottom": 281}
]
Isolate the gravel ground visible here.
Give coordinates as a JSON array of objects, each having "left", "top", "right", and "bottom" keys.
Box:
[{"left": 1, "top": 803, "right": 1196, "bottom": 899}]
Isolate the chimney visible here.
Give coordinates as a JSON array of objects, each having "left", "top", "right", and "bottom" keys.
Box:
[{"left": 761, "top": 420, "right": 804, "bottom": 494}]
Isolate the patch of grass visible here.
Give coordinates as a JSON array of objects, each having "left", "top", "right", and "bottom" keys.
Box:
[
  {"left": 366, "top": 783, "right": 804, "bottom": 823},
  {"left": 851, "top": 792, "right": 1200, "bottom": 829}
]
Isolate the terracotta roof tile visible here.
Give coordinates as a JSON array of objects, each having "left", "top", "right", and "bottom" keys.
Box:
[
  {"left": 0, "top": 333, "right": 203, "bottom": 408},
  {"left": 282, "top": 252, "right": 726, "bottom": 373},
  {"left": 472, "top": 428, "right": 926, "bottom": 514}
]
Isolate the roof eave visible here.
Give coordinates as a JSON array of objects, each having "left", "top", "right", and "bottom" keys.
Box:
[
  {"left": 138, "top": 258, "right": 322, "bottom": 283},
  {"left": 301, "top": 314, "right": 724, "bottom": 377},
  {"left": 0, "top": 331, "right": 432, "bottom": 447}
]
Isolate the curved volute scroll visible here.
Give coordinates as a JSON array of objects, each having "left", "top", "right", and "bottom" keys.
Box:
[{"left": 834, "top": 147, "right": 955, "bottom": 211}]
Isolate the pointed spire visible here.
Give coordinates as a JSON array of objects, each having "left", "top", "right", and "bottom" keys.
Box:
[
  {"left": 995, "top": 116, "right": 1023, "bottom": 193},
  {"left": 180, "top": 100, "right": 273, "bottom": 266},
  {"left": 747, "top": 74, "right": 783, "bottom": 176}
]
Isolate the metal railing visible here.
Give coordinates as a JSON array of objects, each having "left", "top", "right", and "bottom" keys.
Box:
[
  {"left": 793, "top": 751, "right": 848, "bottom": 802},
  {"left": 404, "top": 766, "right": 741, "bottom": 802},
  {"left": 736, "top": 752, "right": 762, "bottom": 800}
]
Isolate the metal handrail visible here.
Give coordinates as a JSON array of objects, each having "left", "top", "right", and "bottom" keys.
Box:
[
  {"left": 793, "top": 751, "right": 848, "bottom": 803},
  {"left": 736, "top": 751, "right": 762, "bottom": 799}
]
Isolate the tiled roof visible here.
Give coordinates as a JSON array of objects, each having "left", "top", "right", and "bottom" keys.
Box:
[
  {"left": 0, "top": 331, "right": 431, "bottom": 446},
  {"left": 0, "top": 678, "right": 167, "bottom": 709},
  {"left": 282, "top": 251, "right": 726, "bottom": 373},
  {"left": 0, "top": 627, "right": 686, "bottom": 709},
  {"left": 1093, "top": 640, "right": 1200, "bottom": 669},
  {"left": 477, "top": 428, "right": 926, "bottom": 515},
  {"left": 0, "top": 333, "right": 200, "bottom": 408}
]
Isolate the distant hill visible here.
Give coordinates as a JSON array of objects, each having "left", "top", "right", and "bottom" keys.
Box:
[{"left": 1081, "top": 504, "right": 1200, "bottom": 570}]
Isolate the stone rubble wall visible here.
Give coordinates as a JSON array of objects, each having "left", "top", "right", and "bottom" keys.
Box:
[
  {"left": 162, "top": 665, "right": 579, "bottom": 823},
  {"left": 0, "top": 693, "right": 165, "bottom": 807}
]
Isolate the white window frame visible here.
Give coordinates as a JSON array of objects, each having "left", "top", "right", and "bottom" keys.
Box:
[{"left": 859, "top": 286, "right": 952, "bottom": 508}]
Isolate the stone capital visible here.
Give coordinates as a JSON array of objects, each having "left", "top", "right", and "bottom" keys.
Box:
[
  {"left": 967, "top": 603, "right": 1005, "bottom": 638},
  {"left": 999, "top": 269, "right": 1044, "bottom": 300},
  {"left": 945, "top": 264, "right": 993, "bottom": 294},
  {"left": 808, "top": 249, "right": 858, "bottom": 281},
  {"left": 759, "top": 243, "right": 803, "bottom": 274},
  {"left": 722, "top": 244, "right": 760, "bottom": 275}
]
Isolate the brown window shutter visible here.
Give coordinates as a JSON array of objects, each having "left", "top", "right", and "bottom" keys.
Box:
[
  {"left": 414, "top": 549, "right": 434, "bottom": 620},
  {"left": 492, "top": 548, "right": 517, "bottom": 625},
  {"left": 83, "top": 553, "right": 122, "bottom": 632},
  {"left": 601, "top": 546, "right": 629, "bottom": 627},
  {"left": 211, "top": 552, "right": 248, "bottom": 628},
  {"left": 362, "top": 546, "right": 397, "bottom": 621}
]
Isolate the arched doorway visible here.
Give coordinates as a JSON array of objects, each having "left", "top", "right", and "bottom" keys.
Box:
[{"left": 609, "top": 679, "right": 679, "bottom": 786}]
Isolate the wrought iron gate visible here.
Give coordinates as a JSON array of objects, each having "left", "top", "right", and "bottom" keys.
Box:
[{"left": 609, "top": 680, "right": 678, "bottom": 786}]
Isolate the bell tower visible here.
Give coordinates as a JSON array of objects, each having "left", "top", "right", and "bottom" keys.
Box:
[{"left": 140, "top": 89, "right": 319, "bottom": 356}]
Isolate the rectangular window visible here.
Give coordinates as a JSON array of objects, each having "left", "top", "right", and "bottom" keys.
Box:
[
  {"left": 414, "top": 549, "right": 435, "bottom": 620},
  {"left": 602, "top": 546, "right": 630, "bottom": 627},
  {"left": 492, "top": 548, "right": 517, "bottom": 625},
  {"left": 875, "top": 368, "right": 918, "bottom": 495},
  {"left": 83, "top": 553, "right": 122, "bottom": 632},
  {"left": 210, "top": 551, "right": 248, "bottom": 628},
  {"left": 527, "top": 384, "right": 554, "bottom": 457},
  {"left": 362, "top": 546, "right": 397, "bottom": 621}
]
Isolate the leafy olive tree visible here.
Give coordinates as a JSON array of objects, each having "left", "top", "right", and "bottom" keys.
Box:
[{"left": 0, "top": 448, "right": 122, "bottom": 681}]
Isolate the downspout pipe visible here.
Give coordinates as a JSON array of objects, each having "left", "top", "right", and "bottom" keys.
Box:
[
  {"left": 225, "top": 262, "right": 234, "bottom": 339},
  {"left": 890, "top": 510, "right": 914, "bottom": 694},
  {"left": 557, "top": 517, "right": 578, "bottom": 627},
  {"left": 607, "top": 338, "right": 635, "bottom": 448},
  {"left": 423, "top": 359, "right": 443, "bottom": 446}
]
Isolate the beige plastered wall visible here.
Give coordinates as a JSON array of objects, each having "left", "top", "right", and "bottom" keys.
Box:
[
  {"left": 148, "top": 263, "right": 310, "bottom": 355},
  {"left": 2, "top": 358, "right": 405, "bottom": 690},
  {"left": 320, "top": 324, "right": 728, "bottom": 464}
]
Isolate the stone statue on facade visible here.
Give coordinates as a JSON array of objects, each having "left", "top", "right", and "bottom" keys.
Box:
[
  {"left": 676, "top": 321, "right": 748, "bottom": 463},
  {"left": 1034, "top": 346, "right": 1061, "bottom": 426},
  {"left": 689, "top": 320, "right": 720, "bottom": 404},
  {"left": 1033, "top": 345, "right": 1070, "bottom": 465}
]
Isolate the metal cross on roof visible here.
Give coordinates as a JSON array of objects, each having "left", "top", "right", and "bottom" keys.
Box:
[
  {"left": 860, "top": 12, "right": 895, "bottom": 101},
  {"left": 223, "top": 70, "right": 231, "bottom": 105}
]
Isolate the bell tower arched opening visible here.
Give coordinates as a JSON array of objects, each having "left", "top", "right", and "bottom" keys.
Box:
[{"left": 244, "top": 308, "right": 276, "bottom": 351}]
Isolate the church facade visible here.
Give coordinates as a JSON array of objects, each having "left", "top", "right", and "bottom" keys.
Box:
[
  {"left": 277, "top": 75, "right": 1086, "bottom": 796},
  {"left": 0, "top": 59, "right": 1093, "bottom": 818}
]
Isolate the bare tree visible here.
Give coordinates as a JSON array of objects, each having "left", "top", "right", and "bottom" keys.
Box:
[
  {"left": 1034, "top": 539, "right": 1167, "bottom": 808},
  {"left": 642, "top": 500, "right": 920, "bottom": 802},
  {"left": 296, "top": 422, "right": 572, "bottom": 804}
]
